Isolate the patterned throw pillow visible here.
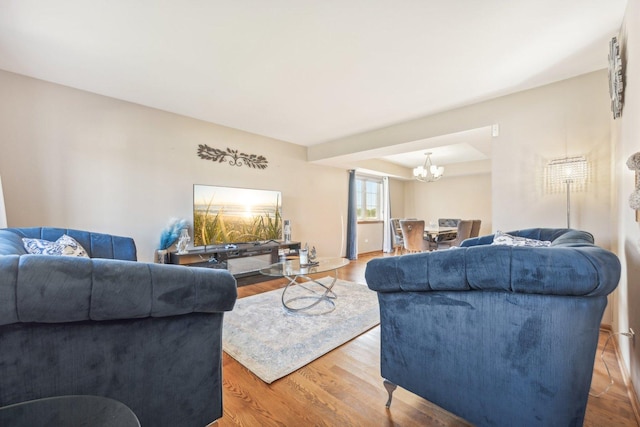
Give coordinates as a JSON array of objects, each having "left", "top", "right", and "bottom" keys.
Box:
[
  {"left": 491, "top": 231, "right": 551, "bottom": 247},
  {"left": 56, "top": 234, "right": 89, "bottom": 257},
  {"left": 22, "top": 234, "right": 89, "bottom": 257},
  {"left": 22, "top": 237, "right": 60, "bottom": 255}
]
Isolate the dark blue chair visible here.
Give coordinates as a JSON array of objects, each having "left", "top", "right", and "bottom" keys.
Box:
[
  {"left": 366, "top": 228, "right": 620, "bottom": 427},
  {"left": 0, "top": 227, "right": 237, "bottom": 427}
]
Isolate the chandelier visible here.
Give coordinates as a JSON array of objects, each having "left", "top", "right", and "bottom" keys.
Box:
[{"left": 413, "top": 152, "right": 444, "bottom": 182}]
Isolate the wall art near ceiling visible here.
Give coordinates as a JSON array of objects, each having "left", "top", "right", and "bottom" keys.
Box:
[
  {"left": 608, "top": 36, "right": 624, "bottom": 119},
  {"left": 197, "top": 145, "right": 268, "bottom": 169}
]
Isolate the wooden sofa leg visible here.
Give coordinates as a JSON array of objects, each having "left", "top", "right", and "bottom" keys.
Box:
[{"left": 383, "top": 379, "right": 397, "bottom": 408}]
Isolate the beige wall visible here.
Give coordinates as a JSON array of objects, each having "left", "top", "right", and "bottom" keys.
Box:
[
  {"left": 315, "top": 71, "right": 613, "bottom": 248},
  {"left": 0, "top": 69, "right": 612, "bottom": 261},
  {"left": 0, "top": 70, "right": 351, "bottom": 261},
  {"left": 313, "top": 70, "right": 614, "bottom": 325},
  {"left": 613, "top": 0, "right": 640, "bottom": 402},
  {"left": 404, "top": 169, "right": 492, "bottom": 236},
  {"left": 357, "top": 222, "right": 383, "bottom": 254}
]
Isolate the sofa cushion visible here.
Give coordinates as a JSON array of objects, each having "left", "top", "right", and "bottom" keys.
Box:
[
  {"left": 0, "top": 230, "right": 28, "bottom": 256},
  {"left": 22, "top": 235, "right": 89, "bottom": 257},
  {"left": 491, "top": 230, "right": 551, "bottom": 247},
  {"left": 550, "top": 229, "right": 594, "bottom": 246}
]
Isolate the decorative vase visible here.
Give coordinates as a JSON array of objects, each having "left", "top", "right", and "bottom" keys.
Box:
[
  {"left": 176, "top": 228, "right": 191, "bottom": 254},
  {"left": 156, "top": 249, "right": 168, "bottom": 264}
]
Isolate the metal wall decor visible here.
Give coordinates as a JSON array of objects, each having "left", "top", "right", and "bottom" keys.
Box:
[
  {"left": 608, "top": 36, "right": 624, "bottom": 119},
  {"left": 627, "top": 152, "right": 640, "bottom": 222},
  {"left": 197, "top": 145, "right": 268, "bottom": 169}
]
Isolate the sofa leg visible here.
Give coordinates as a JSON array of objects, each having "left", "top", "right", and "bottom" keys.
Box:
[{"left": 383, "top": 379, "right": 397, "bottom": 408}]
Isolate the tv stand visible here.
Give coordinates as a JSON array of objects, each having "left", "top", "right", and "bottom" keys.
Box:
[{"left": 169, "top": 241, "right": 301, "bottom": 284}]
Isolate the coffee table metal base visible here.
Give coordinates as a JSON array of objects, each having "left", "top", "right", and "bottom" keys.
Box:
[
  {"left": 259, "top": 257, "right": 350, "bottom": 315},
  {"left": 281, "top": 274, "right": 338, "bottom": 313}
]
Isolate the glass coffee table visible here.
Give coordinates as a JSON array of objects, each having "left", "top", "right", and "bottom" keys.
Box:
[
  {"left": 260, "top": 257, "right": 350, "bottom": 313},
  {"left": 0, "top": 395, "right": 140, "bottom": 427}
]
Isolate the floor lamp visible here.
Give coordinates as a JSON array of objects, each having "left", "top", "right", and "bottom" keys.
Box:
[
  {"left": 547, "top": 156, "right": 588, "bottom": 229},
  {"left": 0, "top": 176, "right": 6, "bottom": 228}
]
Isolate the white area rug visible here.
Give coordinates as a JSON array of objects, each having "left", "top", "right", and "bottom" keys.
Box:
[{"left": 223, "top": 277, "right": 380, "bottom": 384}]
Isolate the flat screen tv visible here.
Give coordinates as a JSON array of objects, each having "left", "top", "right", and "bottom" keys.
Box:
[{"left": 193, "top": 184, "right": 282, "bottom": 247}]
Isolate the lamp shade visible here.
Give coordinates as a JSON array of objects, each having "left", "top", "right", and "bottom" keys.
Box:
[
  {"left": 0, "top": 176, "right": 6, "bottom": 228},
  {"left": 546, "top": 156, "right": 588, "bottom": 228},
  {"left": 546, "top": 156, "right": 588, "bottom": 193}
]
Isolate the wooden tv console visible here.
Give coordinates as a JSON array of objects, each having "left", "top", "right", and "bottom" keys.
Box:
[{"left": 169, "top": 241, "right": 301, "bottom": 282}]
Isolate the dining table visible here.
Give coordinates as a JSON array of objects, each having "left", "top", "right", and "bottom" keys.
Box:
[
  {"left": 424, "top": 226, "right": 457, "bottom": 240},
  {"left": 394, "top": 223, "right": 458, "bottom": 251}
]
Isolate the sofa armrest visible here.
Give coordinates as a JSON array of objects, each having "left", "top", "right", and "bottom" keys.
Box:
[{"left": 0, "top": 257, "right": 237, "bottom": 325}]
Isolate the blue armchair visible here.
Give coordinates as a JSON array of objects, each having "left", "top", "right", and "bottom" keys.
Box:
[
  {"left": 365, "top": 228, "right": 621, "bottom": 427},
  {"left": 0, "top": 227, "right": 237, "bottom": 427}
]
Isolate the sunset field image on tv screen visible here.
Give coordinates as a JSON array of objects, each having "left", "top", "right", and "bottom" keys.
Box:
[{"left": 193, "top": 185, "right": 282, "bottom": 247}]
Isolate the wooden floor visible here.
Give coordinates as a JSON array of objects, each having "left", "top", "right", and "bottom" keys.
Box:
[{"left": 216, "top": 252, "right": 639, "bottom": 426}]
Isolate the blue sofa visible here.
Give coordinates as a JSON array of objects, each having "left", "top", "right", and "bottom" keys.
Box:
[
  {"left": 365, "top": 228, "right": 621, "bottom": 427},
  {"left": 0, "top": 227, "right": 237, "bottom": 427}
]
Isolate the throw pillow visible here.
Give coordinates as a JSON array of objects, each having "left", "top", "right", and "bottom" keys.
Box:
[
  {"left": 491, "top": 231, "right": 551, "bottom": 247},
  {"left": 22, "top": 234, "right": 89, "bottom": 257},
  {"left": 22, "top": 237, "right": 61, "bottom": 255},
  {"left": 550, "top": 230, "right": 594, "bottom": 246},
  {"left": 56, "top": 234, "right": 89, "bottom": 257}
]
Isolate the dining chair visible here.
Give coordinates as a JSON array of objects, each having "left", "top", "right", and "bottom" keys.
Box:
[
  {"left": 399, "top": 220, "right": 431, "bottom": 253},
  {"left": 470, "top": 219, "right": 482, "bottom": 238},
  {"left": 438, "top": 219, "right": 474, "bottom": 249},
  {"left": 390, "top": 218, "right": 405, "bottom": 256},
  {"left": 434, "top": 218, "right": 460, "bottom": 247}
]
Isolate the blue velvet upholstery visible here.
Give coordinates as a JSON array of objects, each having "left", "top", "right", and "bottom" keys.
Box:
[
  {"left": 365, "top": 228, "right": 620, "bottom": 427},
  {"left": 0, "top": 227, "right": 237, "bottom": 427}
]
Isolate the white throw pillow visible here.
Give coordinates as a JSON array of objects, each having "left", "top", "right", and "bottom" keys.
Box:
[
  {"left": 56, "top": 234, "right": 89, "bottom": 257},
  {"left": 491, "top": 231, "right": 551, "bottom": 247},
  {"left": 22, "top": 234, "right": 89, "bottom": 257}
]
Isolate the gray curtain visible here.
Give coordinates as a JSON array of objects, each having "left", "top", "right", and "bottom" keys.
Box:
[
  {"left": 382, "top": 176, "right": 392, "bottom": 253},
  {"left": 346, "top": 170, "right": 358, "bottom": 260}
]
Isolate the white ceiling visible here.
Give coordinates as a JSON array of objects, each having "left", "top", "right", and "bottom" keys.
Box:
[
  {"left": 376, "top": 126, "right": 493, "bottom": 168},
  {"left": 0, "top": 0, "right": 628, "bottom": 168}
]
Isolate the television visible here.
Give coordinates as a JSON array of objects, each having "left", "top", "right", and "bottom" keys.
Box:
[{"left": 193, "top": 185, "right": 283, "bottom": 247}]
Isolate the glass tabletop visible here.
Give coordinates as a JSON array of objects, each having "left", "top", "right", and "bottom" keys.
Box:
[
  {"left": 260, "top": 257, "right": 349, "bottom": 277},
  {"left": 0, "top": 395, "right": 140, "bottom": 427}
]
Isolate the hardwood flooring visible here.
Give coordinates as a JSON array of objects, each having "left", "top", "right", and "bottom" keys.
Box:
[{"left": 216, "top": 252, "right": 639, "bottom": 426}]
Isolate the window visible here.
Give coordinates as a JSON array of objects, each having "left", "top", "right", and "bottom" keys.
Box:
[{"left": 356, "top": 175, "right": 383, "bottom": 221}]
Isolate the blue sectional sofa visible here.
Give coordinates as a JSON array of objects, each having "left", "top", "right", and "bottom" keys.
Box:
[
  {"left": 365, "top": 228, "right": 621, "bottom": 427},
  {"left": 0, "top": 227, "right": 237, "bottom": 427}
]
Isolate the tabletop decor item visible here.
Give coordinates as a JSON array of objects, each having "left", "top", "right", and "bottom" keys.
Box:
[
  {"left": 299, "top": 244, "right": 309, "bottom": 265},
  {"left": 197, "top": 145, "right": 268, "bottom": 169},
  {"left": 157, "top": 218, "right": 188, "bottom": 262},
  {"left": 175, "top": 228, "right": 191, "bottom": 254},
  {"left": 298, "top": 243, "right": 318, "bottom": 267}
]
